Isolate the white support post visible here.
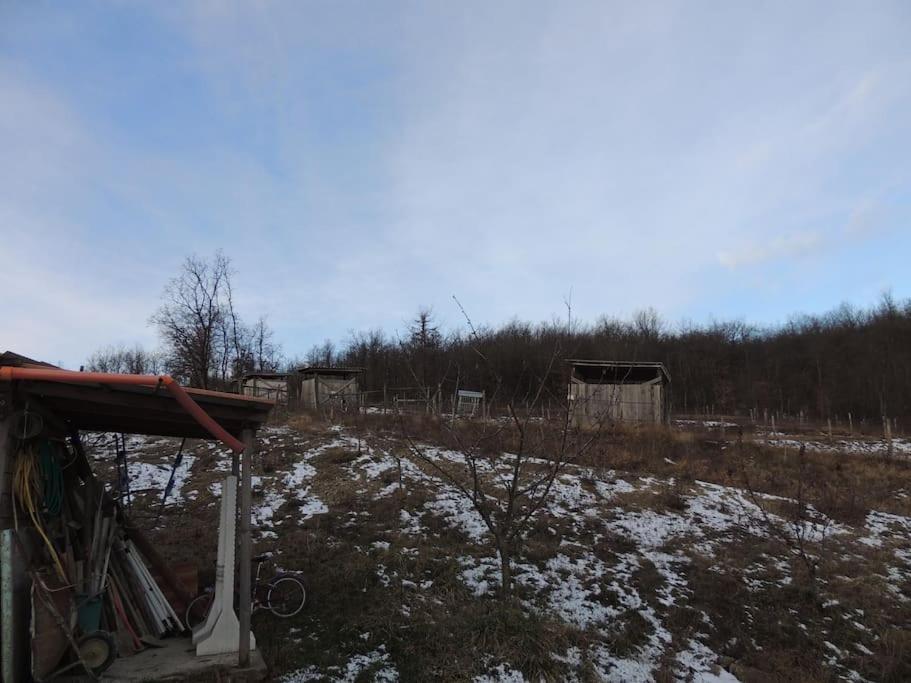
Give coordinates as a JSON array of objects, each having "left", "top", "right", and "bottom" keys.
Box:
[{"left": 194, "top": 474, "right": 256, "bottom": 656}]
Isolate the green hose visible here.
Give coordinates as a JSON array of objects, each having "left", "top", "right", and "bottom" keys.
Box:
[{"left": 38, "top": 441, "right": 63, "bottom": 516}]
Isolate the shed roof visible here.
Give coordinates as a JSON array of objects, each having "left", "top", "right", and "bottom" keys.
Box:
[
  {"left": 242, "top": 372, "right": 289, "bottom": 380},
  {"left": 295, "top": 366, "right": 364, "bottom": 377},
  {"left": 565, "top": 359, "right": 670, "bottom": 384},
  {"left": 0, "top": 350, "right": 57, "bottom": 369},
  {"left": 2, "top": 351, "right": 273, "bottom": 439}
]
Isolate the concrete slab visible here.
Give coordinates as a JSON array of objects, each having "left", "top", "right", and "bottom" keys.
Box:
[{"left": 101, "top": 637, "right": 266, "bottom": 682}]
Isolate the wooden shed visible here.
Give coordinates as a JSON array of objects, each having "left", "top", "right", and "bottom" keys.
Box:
[
  {"left": 239, "top": 372, "right": 290, "bottom": 405},
  {"left": 290, "top": 367, "right": 364, "bottom": 413},
  {"left": 567, "top": 360, "right": 670, "bottom": 426}
]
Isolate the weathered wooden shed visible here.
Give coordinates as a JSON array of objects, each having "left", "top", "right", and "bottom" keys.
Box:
[
  {"left": 290, "top": 367, "right": 364, "bottom": 412},
  {"left": 239, "top": 372, "right": 290, "bottom": 405},
  {"left": 567, "top": 360, "right": 670, "bottom": 426}
]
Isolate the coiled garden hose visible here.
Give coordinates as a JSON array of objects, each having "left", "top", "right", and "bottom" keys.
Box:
[
  {"left": 13, "top": 444, "right": 68, "bottom": 581},
  {"left": 39, "top": 440, "right": 64, "bottom": 516}
]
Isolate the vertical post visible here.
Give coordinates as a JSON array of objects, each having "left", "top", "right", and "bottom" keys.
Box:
[
  {"left": 884, "top": 417, "right": 894, "bottom": 459},
  {"left": 230, "top": 417, "right": 241, "bottom": 477},
  {"left": 1, "top": 411, "right": 24, "bottom": 683},
  {"left": 238, "top": 428, "right": 255, "bottom": 667},
  {"left": 1, "top": 529, "right": 24, "bottom": 683},
  {"left": 194, "top": 475, "right": 242, "bottom": 654},
  {"left": 0, "top": 413, "right": 12, "bottom": 529}
]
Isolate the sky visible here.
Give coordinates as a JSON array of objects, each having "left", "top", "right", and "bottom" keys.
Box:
[{"left": 2, "top": 1, "right": 910, "bottom": 368}]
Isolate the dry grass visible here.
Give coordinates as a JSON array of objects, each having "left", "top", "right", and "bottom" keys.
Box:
[
  {"left": 251, "top": 463, "right": 590, "bottom": 681},
  {"left": 83, "top": 412, "right": 911, "bottom": 681}
]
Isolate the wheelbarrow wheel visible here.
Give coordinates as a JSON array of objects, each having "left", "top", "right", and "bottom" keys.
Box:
[{"left": 78, "top": 630, "right": 117, "bottom": 675}]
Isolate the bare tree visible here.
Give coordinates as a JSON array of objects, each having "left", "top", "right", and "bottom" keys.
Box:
[
  {"left": 633, "top": 306, "right": 665, "bottom": 342},
  {"left": 150, "top": 251, "right": 281, "bottom": 388},
  {"left": 407, "top": 307, "right": 442, "bottom": 388},
  {"left": 250, "top": 316, "right": 281, "bottom": 372},
  {"left": 409, "top": 307, "right": 441, "bottom": 349},
  {"left": 306, "top": 339, "right": 335, "bottom": 368},
  {"left": 86, "top": 344, "right": 162, "bottom": 375},
  {"left": 398, "top": 300, "right": 603, "bottom": 596},
  {"left": 150, "top": 252, "right": 232, "bottom": 388}
]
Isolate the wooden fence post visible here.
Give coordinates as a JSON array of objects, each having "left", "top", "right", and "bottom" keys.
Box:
[{"left": 884, "top": 417, "right": 894, "bottom": 459}]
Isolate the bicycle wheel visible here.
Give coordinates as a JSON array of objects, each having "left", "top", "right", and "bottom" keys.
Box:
[
  {"left": 266, "top": 574, "right": 307, "bottom": 618},
  {"left": 184, "top": 593, "right": 213, "bottom": 631}
]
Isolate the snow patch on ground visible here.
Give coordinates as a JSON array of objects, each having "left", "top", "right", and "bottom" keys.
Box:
[
  {"left": 675, "top": 419, "right": 739, "bottom": 429},
  {"left": 128, "top": 455, "right": 196, "bottom": 504},
  {"left": 252, "top": 489, "right": 286, "bottom": 535},
  {"left": 763, "top": 436, "right": 911, "bottom": 458},
  {"left": 284, "top": 461, "right": 328, "bottom": 519},
  {"left": 861, "top": 510, "right": 911, "bottom": 547},
  {"left": 425, "top": 488, "right": 489, "bottom": 541},
  {"left": 473, "top": 663, "right": 526, "bottom": 682},
  {"left": 675, "top": 639, "right": 740, "bottom": 682},
  {"left": 351, "top": 451, "right": 399, "bottom": 480},
  {"left": 281, "top": 646, "right": 398, "bottom": 682}
]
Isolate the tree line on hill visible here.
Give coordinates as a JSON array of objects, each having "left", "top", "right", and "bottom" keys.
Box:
[
  {"left": 333, "top": 294, "right": 911, "bottom": 423},
  {"left": 87, "top": 252, "right": 911, "bottom": 423}
]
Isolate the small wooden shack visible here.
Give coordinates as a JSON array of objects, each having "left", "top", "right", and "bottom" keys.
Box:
[
  {"left": 0, "top": 351, "right": 272, "bottom": 680},
  {"left": 290, "top": 367, "right": 364, "bottom": 412},
  {"left": 567, "top": 360, "right": 670, "bottom": 426},
  {"left": 239, "top": 372, "right": 290, "bottom": 405}
]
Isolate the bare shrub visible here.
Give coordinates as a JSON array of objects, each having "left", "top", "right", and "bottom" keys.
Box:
[
  {"left": 396, "top": 301, "right": 607, "bottom": 596},
  {"left": 739, "top": 443, "right": 834, "bottom": 590}
]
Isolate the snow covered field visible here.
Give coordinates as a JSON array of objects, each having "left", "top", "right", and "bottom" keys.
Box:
[{"left": 86, "top": 422, "right": 911, "bottom": 682}]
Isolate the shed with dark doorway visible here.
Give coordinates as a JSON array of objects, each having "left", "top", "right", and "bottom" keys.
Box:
[{"left": 567, "top": 360, "right": 670, "bottom": 426}]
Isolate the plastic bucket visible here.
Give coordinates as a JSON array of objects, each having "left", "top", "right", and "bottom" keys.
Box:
[{"left": 76, "top": 593, "right": 103, "bottom": 632}]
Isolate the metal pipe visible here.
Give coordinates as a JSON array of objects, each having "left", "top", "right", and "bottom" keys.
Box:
[{"left": 0, "top": 367, "right": 245, "bottom": 453}]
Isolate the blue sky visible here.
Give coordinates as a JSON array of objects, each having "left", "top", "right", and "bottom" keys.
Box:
[{"left": 2, "top": 1, "right": 909, "bottom": 367}]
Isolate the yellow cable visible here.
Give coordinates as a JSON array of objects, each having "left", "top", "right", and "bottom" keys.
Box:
[{"left": 13, "top": 448, "right": 67, "bottom": 582}]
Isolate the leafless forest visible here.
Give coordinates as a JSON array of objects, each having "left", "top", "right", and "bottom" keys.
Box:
[{"left": 93, "top": 254, "right": 911, "bottom": 428}]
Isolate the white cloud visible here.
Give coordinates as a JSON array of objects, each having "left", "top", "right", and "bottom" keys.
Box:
[
  {"left": 717, "top": 231, "right": 824, "bottom": 269},
  {"left": 2, "top": 2, "right": 910, "bottom": 365}
]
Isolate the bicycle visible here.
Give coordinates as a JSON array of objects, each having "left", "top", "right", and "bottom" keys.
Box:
[{"left": 185, "top": 554, "right": 307, "bottom": 630}]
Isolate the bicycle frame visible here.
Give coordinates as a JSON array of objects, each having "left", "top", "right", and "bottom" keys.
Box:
[{"left": 250, "top": 559, "right": 268, "bottom": 612}]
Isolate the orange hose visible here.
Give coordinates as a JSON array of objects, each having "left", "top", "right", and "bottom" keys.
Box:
[{"left": 0, "top": 367, "right": 245, "bottom": 453}]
